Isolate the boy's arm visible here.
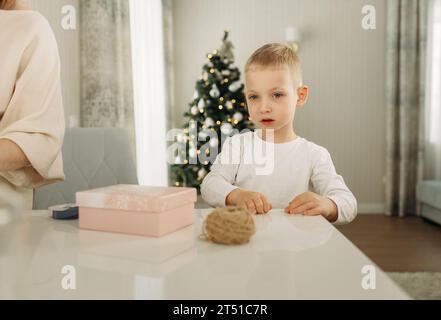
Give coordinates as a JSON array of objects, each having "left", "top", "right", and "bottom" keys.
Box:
[
  {"left": 200, "top": 137, "right": 240, "bottom": 207},
  {"left": 310, "top": 148, "right": 358, "bottom": 225}
]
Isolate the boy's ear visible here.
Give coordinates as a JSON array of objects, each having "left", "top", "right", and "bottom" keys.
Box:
[{"left": 296, "top": 86, "right": 309, "bottom": 107}]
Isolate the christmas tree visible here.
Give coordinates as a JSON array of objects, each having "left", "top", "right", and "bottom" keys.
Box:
[{"left": 170, "top": 31, "right": 254, "bottom": 191}]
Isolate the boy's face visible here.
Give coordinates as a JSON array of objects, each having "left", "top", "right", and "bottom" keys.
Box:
[{"left": 245, "top": 65, "right": 307, "bottom": 134}]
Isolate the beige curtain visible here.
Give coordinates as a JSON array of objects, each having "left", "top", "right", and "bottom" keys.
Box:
[
  {"left": 79, "top": 0, "right": 135, "bottom": 154},
  {"left": 385, "top": 0, "right": 429, "bottom": 217}
]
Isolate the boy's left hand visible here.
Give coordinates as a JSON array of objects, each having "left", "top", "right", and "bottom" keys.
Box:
[{"left": 284, "top": 192, "right": 338, "bottom": 223}]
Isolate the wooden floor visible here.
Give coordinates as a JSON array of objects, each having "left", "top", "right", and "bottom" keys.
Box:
[{"left": 337, "top": 215, "right": 441, "bottom": 272}]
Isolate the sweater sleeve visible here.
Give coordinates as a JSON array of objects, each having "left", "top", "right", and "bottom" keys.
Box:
[
  {"left": 310, "top": 147, "right": 358, "bottom": 225},
  {"left": 0, "top": 14, "right": 65, "bottom": 189},
  {"left": 201, "top": 136, "right": 241, "bottom": 208}
]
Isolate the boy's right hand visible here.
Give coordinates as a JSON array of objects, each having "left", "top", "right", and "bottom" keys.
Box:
[{"left": 225, "top": 189, "right": 272, "bottom": 214}]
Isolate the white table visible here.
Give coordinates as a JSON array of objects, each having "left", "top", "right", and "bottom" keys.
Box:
[{"left": 0, "top": 209, "right": 409, "bottom": 300}]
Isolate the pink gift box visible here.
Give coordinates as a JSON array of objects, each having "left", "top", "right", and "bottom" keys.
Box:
[{"left": 76, "top": 185, "right": 197, "bottom": 237}]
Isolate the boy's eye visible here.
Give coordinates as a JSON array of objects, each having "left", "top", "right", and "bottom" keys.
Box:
[
  {"left": 273, "top": 92, "right": 284, "bottom": 98},
  {"left": 248, "top": 95, "right": 258, "bottom": 100}
]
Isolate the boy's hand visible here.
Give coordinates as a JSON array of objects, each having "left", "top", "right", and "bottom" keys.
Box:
[
  {"left": 226, "top": 189, "right": 272, "bottom": 215},
  {"left": 284, "top": 192, "right": 338, "bottom": 223}
]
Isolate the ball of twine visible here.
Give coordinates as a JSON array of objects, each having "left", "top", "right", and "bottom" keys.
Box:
[{"left": 200, "top": 207, "right": 256, "bottom": 245}]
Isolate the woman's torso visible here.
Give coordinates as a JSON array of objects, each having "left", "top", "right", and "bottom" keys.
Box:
[
  {"left": 0, "top": 10, "right": 48, "bottom": 209},
  {"left": 0, "top": 10, "right": 42, "bottom": 118}
]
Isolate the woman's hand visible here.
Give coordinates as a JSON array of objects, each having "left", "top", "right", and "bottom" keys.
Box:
[
  {"left": 226, "top": 188, "right": 272, "bottom": 215},
  {"left": 0, "top": 139, "right": 31, "bottom": 171},
  {"left": 284, "top": 192, "right": 338, "bottom": 223}
]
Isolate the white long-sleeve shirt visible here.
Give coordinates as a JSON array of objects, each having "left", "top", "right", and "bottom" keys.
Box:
[{"left": 201, "top": 131, "right": 357, "bottom": 225}]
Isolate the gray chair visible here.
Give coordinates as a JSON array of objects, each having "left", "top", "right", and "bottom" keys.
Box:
[
  {"left": 33, "top": 128, "right": 138, "bottom": 210},
  {"left": 417, "top": 181, "right": 441, "bottom": 226}
]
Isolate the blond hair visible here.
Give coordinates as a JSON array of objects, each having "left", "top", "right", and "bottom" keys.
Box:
[
  {"left": 245, "top": 43, "right": 303, "bottom": 87},
  {"left": 0, "top": 0, "right": 17, "bottom": 9}
]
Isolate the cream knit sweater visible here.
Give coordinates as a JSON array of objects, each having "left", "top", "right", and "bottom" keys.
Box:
[{"left": 0, "top": 10, "right": 65, "bottom": 209}]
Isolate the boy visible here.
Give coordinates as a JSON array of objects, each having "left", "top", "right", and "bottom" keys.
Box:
[{"left": 201, "top": 43, "right": 357, "bottom": 225}]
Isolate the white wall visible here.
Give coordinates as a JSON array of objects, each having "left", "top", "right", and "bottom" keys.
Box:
[
  {"left": 172, "top": 0, "right": 387, "bottom": 212},
  {"left": 26, "top": 0, "right": 80, "bottom": 127}
]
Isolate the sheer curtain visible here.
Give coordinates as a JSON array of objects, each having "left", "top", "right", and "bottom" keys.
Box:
[
  {"left": 129, "top": 0, "right": 168, "bottom": 186},
  {"left": 425, "top": 0, "right": 441, "bottom": 181}
]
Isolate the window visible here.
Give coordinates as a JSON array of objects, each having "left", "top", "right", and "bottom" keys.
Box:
[
  {"left": 427, "top": 0, "right": 441, "bottom": 144},
  {"left": 129, "top": 0, "right": 168, "bottom": 186}
]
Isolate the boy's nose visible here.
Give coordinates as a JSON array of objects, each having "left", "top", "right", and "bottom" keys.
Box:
[{"left": 259, "top": 103, "right": 272, "bottom": 113}]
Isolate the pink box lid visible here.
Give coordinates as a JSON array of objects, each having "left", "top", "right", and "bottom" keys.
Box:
[{"left": 76, "top": 185, "right": 197, "bottom": 213}]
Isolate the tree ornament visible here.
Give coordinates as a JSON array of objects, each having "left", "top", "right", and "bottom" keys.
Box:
[
  {"left": 198, "top": 168, "right": 208, "bottom": 181},
  {"left": 191, "top": 106, "right": 198, "bottom": 115},
  {"left": 198, "top": 98, "right": 206, "bottom": 110},
  {"left": 189, "top": 148, "right": 197, "bottom": 159},
  {"left": 176, "top": 133, "right": 185, "bottom": 143},
  {"left": 203, "top": 71, "right": 209, "bottom": 82},
  {"left": 228, "top": 81, "right": 241, "bottom": 92},
  {"left": 233, "top": 112, "right": 244, "bottom": 123},
  {"left": 221, "top": 123, "right": 233, "bottom": 135},
  {"left": 209, "top": 137, "right": 219, "bottom": 148},
  {"left": 210, "top": 84, "right": 220, "bottom": 98},
  {"left": 219, "top": 31, "right": 235, "bottom": 61},
  {"left": 205, "top": 117, "right": 215, "bottom": 128},
  {"left": 199, "top": 131, "right": 209, "bottom": 140}
]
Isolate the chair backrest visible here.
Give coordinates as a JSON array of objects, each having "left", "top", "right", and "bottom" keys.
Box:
[{"left": 33, "top": 128, "right": 138, "bottom": 210}]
